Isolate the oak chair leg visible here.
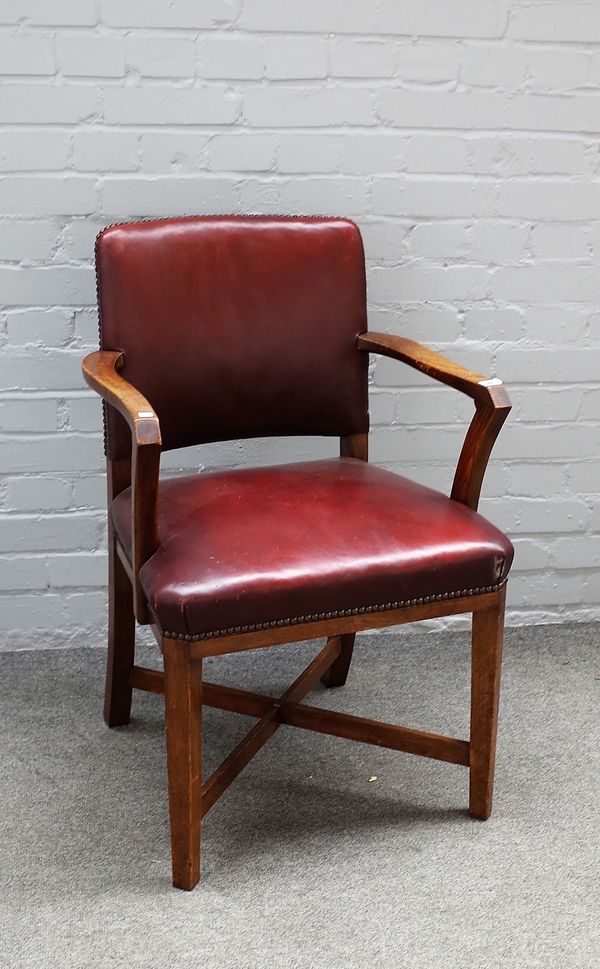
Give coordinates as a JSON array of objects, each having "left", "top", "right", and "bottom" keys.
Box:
[
  {"left": 469, "top": 586, "right": 506, "bottom": 820},
  {"left": 104, "top": 534, "right": 135, "bottom": 727},
  {"left": 163, "top": 640, "right": 203, "bottom": 890},
  {"left": 320, "top": 633, "right": 356, "bottom": 688}
]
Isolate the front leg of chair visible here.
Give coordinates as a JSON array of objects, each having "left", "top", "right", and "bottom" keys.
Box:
[
  {"left": 163, "top": 640, "right": 203, "bottom": 890},
  {"left": 320, "top": 634, "right": 356, "bottom": 688},
  {"left": 469, "top": 585, "right": 506, "bottom": 820},
  {"left": 104, "top": 529, "right": 136, "bottom": 727}
]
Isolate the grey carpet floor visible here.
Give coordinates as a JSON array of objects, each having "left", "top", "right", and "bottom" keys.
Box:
[{"left": 0, "top": 623, "right": 598, "bottom": 969}]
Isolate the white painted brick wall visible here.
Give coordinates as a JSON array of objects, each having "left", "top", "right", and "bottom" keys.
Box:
[{"left": 2, "top": 0, "right": 600, "bottom": 648}]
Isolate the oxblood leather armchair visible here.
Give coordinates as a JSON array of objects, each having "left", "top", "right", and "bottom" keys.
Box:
[{"left": 83, "top": 215, "right": 513, "bottom": 890}]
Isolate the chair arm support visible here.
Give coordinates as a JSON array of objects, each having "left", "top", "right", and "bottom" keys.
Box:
[
  {"left": 357, "top": 332, "right": 511, "bottom": 511},
  {"left": 82, "top": 350, "right": 161, "bottom": 622}
]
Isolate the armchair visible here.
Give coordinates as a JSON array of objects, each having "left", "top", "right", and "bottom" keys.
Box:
[{"left": 83, "top": 215, "right": 512, "bottom": 889}]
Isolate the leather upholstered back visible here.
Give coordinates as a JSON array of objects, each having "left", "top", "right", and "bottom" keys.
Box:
[{"left": 96, "top": 215, "right": 369, "bottom": 459}]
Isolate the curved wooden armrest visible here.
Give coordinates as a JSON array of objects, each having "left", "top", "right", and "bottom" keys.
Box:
[
  {"left": 357, "top": 332, "right": 511, "bottom": 511},
  {"left": 82, "top": 350, "right": 161, "bottom": 448},
  {"left": 82, "top": 350, "right": 161, "bottom": 622}
]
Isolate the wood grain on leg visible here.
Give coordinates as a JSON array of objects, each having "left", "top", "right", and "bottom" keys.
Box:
[
  {"left": 104, "top": 535, "right": 136, "bottom": 726},
  {"left": 320, "top": 634, "right": 356, "bottom": 688},
  {"left": 104, "top": 460, "right": 135, "bottom": 727},
  {"left": 163, "top": 639, "right": 203, "bottom": 890},
  {"left": 469, "top": 585, "right": 506, "bottom": 820}
]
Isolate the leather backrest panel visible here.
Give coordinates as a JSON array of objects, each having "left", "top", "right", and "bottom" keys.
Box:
[{"left": 96, "top": 215, "right": 369, "bottom": 459}]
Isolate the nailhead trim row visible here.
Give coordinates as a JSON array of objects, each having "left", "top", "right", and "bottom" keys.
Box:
[
  {"left": 94, "top": 228, "right": 109, "bottom": 457},
  {"left": 160, "top": 578, "right": 507, "bottom": 642}
]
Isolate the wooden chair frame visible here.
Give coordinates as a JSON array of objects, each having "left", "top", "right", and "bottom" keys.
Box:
[{"left": 83, "top": 331, "right": 511, "bottom": 890}]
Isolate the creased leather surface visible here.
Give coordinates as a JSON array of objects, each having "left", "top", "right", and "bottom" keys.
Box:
[
  {"left": 112, "top": 458, "right": 514, "bottom": 637},
  {"left": 96, "top": 215, "right": 369, "bottom": 459}
]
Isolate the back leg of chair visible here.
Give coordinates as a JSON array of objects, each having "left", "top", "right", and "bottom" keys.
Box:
[
  {"left": 469, "top": 586, "right": 506, "bottom": 820},
  {"left": 104, "top": 533, "right": 136, "bottom": 727},
  {"left": 163, "top": 640, "right": 203, "bottom": 890},
  {"left": 321, "top": 633, "right": 356, "bottom": 688}
]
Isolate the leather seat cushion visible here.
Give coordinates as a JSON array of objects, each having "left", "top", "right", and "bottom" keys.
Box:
[{"left": 112, "top": 459, "right": 513, "bottom": 639}]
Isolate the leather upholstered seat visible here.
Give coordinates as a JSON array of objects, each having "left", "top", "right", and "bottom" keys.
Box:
[{"left": 112, "top": 458, "right": 512, "bottom": 640}]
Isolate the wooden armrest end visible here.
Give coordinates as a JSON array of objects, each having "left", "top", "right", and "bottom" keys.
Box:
[{"left": 82, "top": 350, "right": 161, "bottom": 449}]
